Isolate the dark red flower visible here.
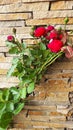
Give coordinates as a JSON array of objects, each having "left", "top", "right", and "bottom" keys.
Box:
[
  {"left": 47, "top": 39, "right": 63, "bottom": 53},
  {"left": 34, "top": 27, "right": 46, "bottom": 37},
  {"left": 46, "top": 25, "right": 54, "bottom": 32},
  {"left": 49, "top": 30, "right": 58, "bottom": 40},
  {"left": 58, "top": 34, "right": 63, "bottom": 40},
  {"left": 7, "top": 35, "right": 14, "bottom": 42},
  {"left": 45, "top": 35, "right": 50, "bottom": 40}
]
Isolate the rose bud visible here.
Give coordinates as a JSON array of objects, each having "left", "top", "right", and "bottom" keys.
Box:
[
  {"left": 61, "top": 46, "right": 73, "bottom": 58},
  {"left": 34, "top": 27, "right": 46, "bottom": 37},
  {"left": 46, "top": 25, "right": 54, "bottom": 32},
  {"left": 7, "top": 35, "right": 14, "bottom": 42}
]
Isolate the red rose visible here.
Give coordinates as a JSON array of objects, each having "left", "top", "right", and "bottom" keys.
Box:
[
  {"left": 47, "top": 39, "right": 63, "bottom": 53},
  {"left": 49, "top": 30, "right": 58, "bottom": 40},
  {"left": 34, "top": 27, "right": 46, "bottom": 37},
  {"left": 46, "top": 25, "right": 54, "bottom": 32},
  {"left": 7, "top": 35, "right": 14, "bottom": 42}
]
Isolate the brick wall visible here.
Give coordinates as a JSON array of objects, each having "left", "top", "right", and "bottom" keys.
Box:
[{"left": 0, "top": 0, "right": 73, "bottom": 129}]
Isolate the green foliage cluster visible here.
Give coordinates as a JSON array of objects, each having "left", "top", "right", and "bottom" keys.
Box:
[{"left": 0, "top": 28, "right": 63, "bottom": 129}]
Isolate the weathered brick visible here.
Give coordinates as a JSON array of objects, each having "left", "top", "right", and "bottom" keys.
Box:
[
  {"left": 0, "top": 2, "right": 49, "bottom": 13},
  {"left": 13, "top": 114, "right": 66, "bottom": 123},
  {"left": 12, "top": 120, "right": 73, "bottom": 129},
  {"left": 0, "top": 21, "right": 24, "bottom": 27},
  {"left": 26, "top": 18, "right": 73, "bottom": 26},
  {"left": 0, "top": 69, "right": 8, "bottom": 74},
  {"left": 0, "top": 75, "right": 19, "bottom": 83},
  {"left": 0, "top": 47, "right": 8, "bottom": 52},
  {"left": 0, "top": 63, "right": 11, "bottom": 69},
  {"left": 0, "top": 56, "right": 12, "bottom": 62},
  {"left": 50, "top": 61, "right": 73, "bottom": 70},
  {"left": 57, "top": 105, "right": 73, "bottom": 115},
  {"left": 46, "top": 92, "right": 69, "bottom": 102},
  {"left": 22, "top": 0, "right": 49, "bottom": 2},
  {"left": 0, "top": 0, "right": 21, "bottom": 5},
  {"left": 0, "top": 82, "right": 18, "bottom": 88},
  {"left": 46, "top": 73, "right": 72, "bottom": 79},
  {"left": 0, "top": 13, "right": 31, "bottom": 21},
  {"left": 0, "top": 53, "right": 4, "bottom": 56},
  {"left": 51, "top": 1, "right": 73, "bottom": 10},
  {"left": 24, "top": 105, "right": 56, "bottom": 111},
  {"left": 33, "top": 10, "right": 73, "bottom": 19},
  {"left": 0, "top": 27, "right": 31, "bottom": 35}
]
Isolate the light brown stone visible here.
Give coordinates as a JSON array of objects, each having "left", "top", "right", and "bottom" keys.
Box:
[
  {"left": 0, "top": 21, "right": 24, "bottom": 27},
  {"left": 33, "top": 10, "right": 73, "bottom": 19},
  {"left": 0, "top": 63, "right": 11, "bottom": 69},
  {"left": 45, "top": 92, "right": 69, "bottom": 102},
  {"left": 13, "top": 120, "right": 73, "bottom": 128},
  {"left": 26, "top": 18, "right": 73, "bottom": 26},
  {"left": 0, "top": 82, "right": 18, "bottom": 88},
  {"left": 0, "top": 56, "right": 12, "bottom": 62},
  {"left": 0, "top": 69, "right": 8, "bottom": 74},
  {"left": 51, "top": 1, "right": 73, "bottom": 10},
  {"left": 0, "top": 0, "right": 21, "bottom": 5},
  {"left": 57, "top": 105, "right": 73, "bottom": 115},
  {"left": 0, "top": 75, "right": 19, "bottom": 83},
  {"left": 0, "top": 27, "right": 31, "bottom": 35},
  {"left": 22, "top": 0, "right": 49, "bottom": 2},
  {"left": 0, "top": 2, "right": 49, "bottom": 13},
  {"left": 0, "top": 47, "right": 8, "bottom": 52},
  {"left": 0, "top": 13, "right": 31, "bottom": 21},
  {"left": 24, "top": 105, "right": 56, "bottom": 111}
]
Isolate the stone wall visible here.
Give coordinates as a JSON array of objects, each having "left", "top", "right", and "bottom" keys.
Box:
[{"left": 0, "top": 0, "right": 73, "bottom": 129}]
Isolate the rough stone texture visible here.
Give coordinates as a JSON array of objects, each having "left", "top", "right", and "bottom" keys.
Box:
[
  {"left": 0, "top": 13, "right": 31, "bottom": 21},
  {"left": 0, "top": 2, "right": 49, "bottom": 13},
  {"left": 26, "top": 18, "right": 73, "bottom": 26},
  {"left": 0, "top": 0, "right": 73, "bottom": 129},
  {"left": 33, "top": 10, "right": 73, "bottom": 19},
  {"left": 0, "top": 0, "right": 21, "bottom": 5},
  {"left": 51, "top": 1, "right": 73, "bottom": 10}
]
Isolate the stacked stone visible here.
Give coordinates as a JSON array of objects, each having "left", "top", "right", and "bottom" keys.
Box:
[{"left": 0, "top": 0, "right": 73, "bottom": 129}]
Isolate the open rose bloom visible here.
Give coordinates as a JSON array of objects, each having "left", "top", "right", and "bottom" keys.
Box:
[{"left": 33, "top": 25, "right": 73, "bottom": 59}]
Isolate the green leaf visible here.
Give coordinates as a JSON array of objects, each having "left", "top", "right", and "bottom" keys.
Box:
[
  {"left": 10, "top": 87, "right": 18, "bottom": 95},
  {"left": 39, "top": 42, "right": 46, "bottom": 50},
  {"left": 2, "top": 89, "right": 10, "bottom": 101},
  {"left": 7, "top": 64, "right": 17, "bottom": 78},
  {"left": 21, "top": 42, "right": 27, "bottom": 49},
  {"left": 6, "top": 102, "right": 14, "bottom": 112},
  {"left": 13, "top": 103, "right": 24, "bottom": 115},
  {"left": 27, "top": 82, "right": 35, "bottom": 94},
  {"left": 12, "top": 57, "right": 19, "bottom": 65},
  {"left": 6, "top": 41, "right": 16, "bottom": 48},
  {"left": 13, "top": 93, "right": 20, "bottom": 102},
  {"left": 20, "top": 87, "right": 26, "bottom": 99},
  {"left": 0, "top": 90, "right": 3, "bottom": 102},
  {"left": 9, "top": 47, "right": 19, "bottom": 54},
  {"left": 0, "top": 127, "right": 6, "bottom": 130},
  {"left": 0, "top": 112, "right": 13, "bottom": 129},
  {"left": 0, "top": 102, "right": 6, "bottom": 113}
]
